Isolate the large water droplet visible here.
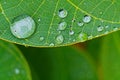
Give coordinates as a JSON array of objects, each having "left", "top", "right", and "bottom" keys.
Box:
[
  {"left": 78, "top": 21, "right": 84, "bottom": 27},
  {"left": 97, "top": 25, "right": 104, "bottom": 32},
  {"left": 77, "top": 33, "right": 88, "bottom": 42},
  {"left": 58, "top": 22, "right": 67, "bottom": 30},
  {"left": 55, "top": 35, "right": 64, "bottom": 44},
  {"left": 83, "top": 15, "right": 91, "bottom": 23},
  {"left": 58, "top": 9, "right": 68, "bottom": 18},
  {"left": 10, "top": 14, "right": 36, "bottom": 39}
]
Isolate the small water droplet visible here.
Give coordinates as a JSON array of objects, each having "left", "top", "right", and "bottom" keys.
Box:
[
  {"left": 78, "top": 21, "right": 84, "bottom": 27},
  {"left": 40, "top": 36, "right": 44, "bottom": 41},
  {"left": 72, "top": 18, "right": 76, "bottom": 22},
  {"left": 77, "top": 33, "right": 88, "bottom": 42},
  {"left": 38, "top": 18, "right": 41, "bottom": 22},
  {"left": 10, "top": 14, "right": 36, "bottom": 39},
  {"left": 58, "top": 22, "right": 67, "bottom": 30},
  {"left": 73, "top": 39, "right": 76, "bottom": 42},
  {"left": 15, "top": 68, "right": 20, "bottom": 74},
  {"left": 88, "top": 35, "right": 93, "bottom": 39},
  {"left": 58, "top": 9, "right": 68, "bottom": 18},
  {"left": 49, "top": 43, "right": 55, "bottom": 46},
  {"left": 83, "top": 15, "right": 91, "bottom": 23},
  {"left": 104, "top": 31, "right": 109, "bottom": 34},
  {"left": 105, "top": 25, "right": 109, "bottom": 28},
  {"left": 97, "top": 25, "right": 104, "bottom": 32},
  {"left": 69, "top": 30, "right": 74, "bottom": 35},
  {"left": 55, "top": 35, "right": 64, "bottom": 44},
  {"left": 113, "top": 27, "right": 118, "bottom": 31}
]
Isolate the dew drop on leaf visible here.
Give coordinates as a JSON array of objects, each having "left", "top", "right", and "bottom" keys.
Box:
[
  {"left": 83, "top": 15, "right": 91, "bottom": 23},
  {"left": 10, "top": 14, "right": 36, "bottom": 39},
  {"left": 105, "top": 25, "right": 109, "bottom": 28},
  {"left": 14, "top": 68, "right": 20, "bottom": 74},
  {"left": 39, "top": 36, "right": 44, "bottom": 41},
  {"left": 88, "top": 35, "right": 93, "bottom": 39},
  {"left": 58, "top": 9, "right": 68, "bottom": 18},
  {"left": 78, "top": 21, "right": 84, "bottom": 27},
  {"left": 104, "top": 31, "right": 109, "bottom": 34},
  {"left": 69, "top": 30, "right": 74, "bottom": 35},
  {"left": 97, "top": 25, "right": 104, "bottom": 32},
  {"left": 113, "top": 27, "right": 118, "bottom": 31},
  {"left": 77, "top": 33, "right": 88, "bottom": 42},
  {"left": 55, "top": 35, "right": 64, "bottom": 44},
  {"left": 58, "top": 22, "right": 67, "bottom": 30},
  {"left": 49, "top": 43, "right": 55, "bottom": 46}
]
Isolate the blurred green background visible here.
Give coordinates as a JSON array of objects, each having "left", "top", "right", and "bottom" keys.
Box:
[{"left": 1, "top": 31, "right": 120, "bottom": 80}]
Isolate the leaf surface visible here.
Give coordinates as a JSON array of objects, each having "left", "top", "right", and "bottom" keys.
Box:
[{"left": 0, "top": 0, "right": 119, "bottom": 47}]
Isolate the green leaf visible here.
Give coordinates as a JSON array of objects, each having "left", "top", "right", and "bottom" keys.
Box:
[
  {"left": 19, "top": 46, "right": 98, "bottom": 80},
  {"left": 100, "top": 32, "right": 120, "bottom": 80},
  {"left": 0, "top": 0, "right": 119, "bottom": 47},
  {"left": 0, "top": 40, "right": 31, "bottom": 80}
]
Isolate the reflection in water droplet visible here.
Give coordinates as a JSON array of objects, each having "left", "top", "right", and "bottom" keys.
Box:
[
  {"left": 15, "top": 68, "right": 20, "bottom": 74},
  {"left": 49, "top": 43, "right": 55, "bottom": 46},
  {"left": 77, "top": 33, "right": 88, "bottom": 42},
  {"left": 78, "top": 21, "right": 84, "bottom": 27},
  {"left": 97, "top": 26, "right": 104, "bottom": 32},
  {"left": 10, "top": 14, "right": 36, "bottom": 39},
  {"left": 58, "top": 22, "right": 67, "bottom": 30},
  {"left": 83, "top": 15, "right": 91, "bottom": 23},
  {"left": 56, "top": 35, "right": 64, "bottom": 44},
  {"left": 69, "top": 30, "right": 74, "bottom": 35},
  {"left": 40, "top": 36, "right": 44, "bottom": 41},
  {"left": 58, "top": 9, "right": 68, "bottom": 18}
]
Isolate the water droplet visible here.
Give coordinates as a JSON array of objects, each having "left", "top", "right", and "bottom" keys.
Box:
[
  {"left": 83, "top": 15, "right": 91, "bottom": 23},
  {"left": 40, "top": 36, "right": 44, "bottom": 41},
  {"left": 38, "top": 18, "right": 41, "bottom": 22},
  {"left": 69, "top": 30, "right": 74, "bottom": 35},
  {"left": 77, "top": 33, "right": 88, "bottom": 42},
  {"left": 97, "top": 25, "right": 104, "bottom": 32},
  {"left": 49, "top": 43, "right": 55, "bottom": 46},
  {"left": 58, "top": 22, "right": 67, "bottom": 30},
  {"left": 72, "top": 18, "right": 76, "bottom": 22},
  {"left": 58, "top": 9, "right": 68, "bottom": 18},
  {"left": 105, "top": 25, "right": 109, "bottom": 28},
  {"left": 73, "top": 39, "right": 76, "bottom": 42},
  {"left": 104, "top": 31, "right": 109, "bottom": 34},
  {"left": 10, "top": 14, "right": 36, "bottom": 39},
  {"left": 88, "top": 35, "right": 93, "bottom": 39},
  {"left": 15, "top": 68, "right": 20, "bottom": 74},
  {"left": 55, "top": 35, "right": 64, "bottom": 44},
  {"left": 78, "top": 21, "right": 84, "bottom": 27},
  {"left": 113, "top": 27, "right": 118, "bottom": 31}
]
